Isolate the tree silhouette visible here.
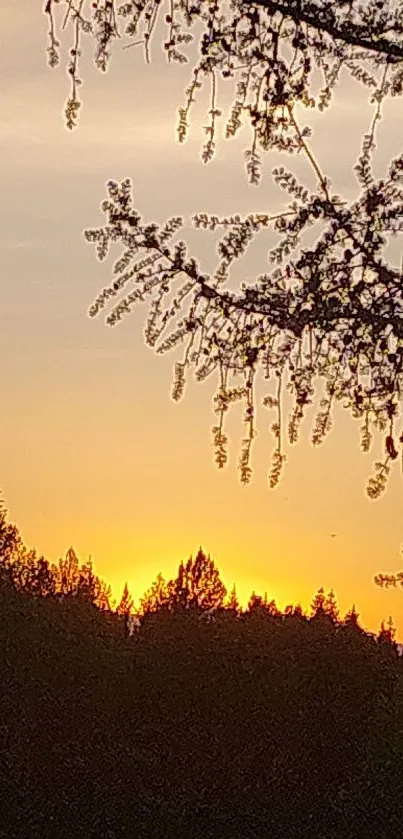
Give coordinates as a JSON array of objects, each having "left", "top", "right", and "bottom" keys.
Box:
[
  {"left": 77, "top": 558, "right": 101, "bottom": 602},
  {"left": 245, "top": 591, "right": 281, "bottom": 632},
  {"left": 54, "top": 546, "right": 81, "bottom": 596},
  {"left": 138, "top": 571, "right": 173, "bottom": 616},
  {"left": 44, "top": 0, "right": 403, "bottom": 497},
  {"left": 342, "top": 602, "right": 361, "bottom": 630},
  {"left": 16, "top": 549, "right": 56, "bottom": 597},
  {"left": 51, "top": 547, "right": 112, "bottom": 608},
  {"left": 0, "top": 491, "right": 24, "bottom": 589},
  {"left": 285, "top": 601, "right": 303, "bottom": 616},
  {"left": 310, "top": 585, "right": 326, "bottom": 616},
  {"left": 116, "top": 581, "right": 134, "bottom": 636},
  {"left": 324, "top": 587, "right": 340, "bottom": 623},
  {"left": 226, "top": 582, "right": 240, "bottom": 613},
  {"left": 170, "top": 546, "right": 227, "bottom": 612},
  {"left": 378, "top": 614, "right": 397, "bottom": 647}
]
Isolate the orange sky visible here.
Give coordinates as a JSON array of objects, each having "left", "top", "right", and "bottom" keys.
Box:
[{"left": 1, "top": 2, "right": 402, "bottom": 636}]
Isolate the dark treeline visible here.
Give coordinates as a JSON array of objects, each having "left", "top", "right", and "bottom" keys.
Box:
[{"left": 1, "top": 493, "right": 403, "bottom": 838}]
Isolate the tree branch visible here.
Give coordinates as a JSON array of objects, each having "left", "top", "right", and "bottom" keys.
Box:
[{"left": 250, "top": 0, "right": 403, "bottom": 61}]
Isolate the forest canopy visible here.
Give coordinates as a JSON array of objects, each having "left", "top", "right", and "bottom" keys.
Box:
[{"left": 2, "top": 489, "right": 403, "bottom": 837}]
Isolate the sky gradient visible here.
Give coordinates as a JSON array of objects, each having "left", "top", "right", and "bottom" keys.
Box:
[{"left": 1, "top": 1, "right": 402, "bottom": 633}]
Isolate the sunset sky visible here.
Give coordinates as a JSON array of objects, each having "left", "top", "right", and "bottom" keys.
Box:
[{"left": 1, "top": 1, "right": 402, "bottom": 634}]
